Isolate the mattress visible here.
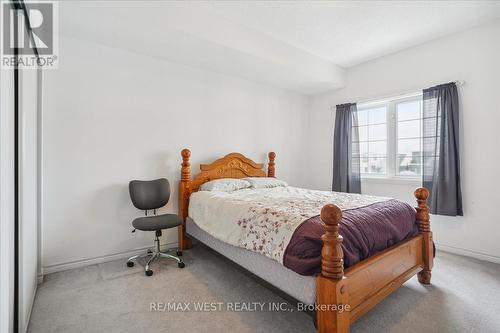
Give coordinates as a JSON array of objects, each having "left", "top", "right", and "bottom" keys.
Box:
[
  {"left": 187, "top": 218, "right": 316, "bottom": 305},
  {"left": 189, "top": 186, "right": 418, "bottom": 276}
]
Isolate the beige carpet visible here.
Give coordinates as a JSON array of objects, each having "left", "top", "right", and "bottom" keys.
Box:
[{"left": 28, "top": 246, "right": 500, "bottom": 333}]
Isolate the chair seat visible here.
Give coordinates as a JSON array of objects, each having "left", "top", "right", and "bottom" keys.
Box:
[{"left": 132, "top": 214, "right": 182, "bottom": 231}]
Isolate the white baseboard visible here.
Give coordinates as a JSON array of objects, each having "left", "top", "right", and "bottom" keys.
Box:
[
  {"left": 41, "top": 241, "right": 499, "bottom": 277},
  {"left": 435, "top": 243, "right": 500, "bottom": 265},
  {"left": 42, "top": 242, "right": 178, "bottom": 275}
]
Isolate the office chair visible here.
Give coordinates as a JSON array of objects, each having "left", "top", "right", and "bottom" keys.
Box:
[{"left": 126, "top": 178, "right": 185, "bottom": 276}]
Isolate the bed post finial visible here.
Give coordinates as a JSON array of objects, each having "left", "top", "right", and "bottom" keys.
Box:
[
  {"left": 178, "top": 149, "right": 192, "bottom": 250},
  {"left": 320, "top": 204, "right": 344, "bottom": 279},
  {"left": 415, "top": 187, "right": 430, "bottom": 232},
  {"left": 181, "top": 149, "right": 191, "bottom": 181},
  {"left": 317, "top": 204, "right": 349, "bottom": 333},
  {"left": 415, "top": 187, "right": 432, "bottom": 284},
  {"left": 268, "top": 152, "right": 276, "bottom": 178}
]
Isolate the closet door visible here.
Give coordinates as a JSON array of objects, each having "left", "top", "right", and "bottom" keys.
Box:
[
  {"left": 19, "top": 66, "right": 40, "bottom": 332},
  {"left": 0, "top": 3, "right": 41, "bottom": 331},
  {"left": 0, "top": 58, "right": 16, "bottom": 333}
]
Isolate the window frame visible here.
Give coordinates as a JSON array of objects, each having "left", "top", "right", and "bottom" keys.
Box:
[
  {"left": 356, "top": 92, "right": 423, "bottom": 182},
  {"left": 354, "top": 102, "right": 388, "bottom": 177}
]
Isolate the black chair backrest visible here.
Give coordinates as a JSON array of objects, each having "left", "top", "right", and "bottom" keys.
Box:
[{"left": 129, "top": 178, "right": 170, "bottom": 210}]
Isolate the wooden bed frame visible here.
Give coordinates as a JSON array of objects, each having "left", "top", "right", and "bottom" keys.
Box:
[{"left": 178, "top": 149, "right": 433, "bottom": 333}]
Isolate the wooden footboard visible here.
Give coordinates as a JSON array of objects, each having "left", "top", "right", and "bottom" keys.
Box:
[{"left": 316, "top": 188, "right": 432, "bottom": 333}]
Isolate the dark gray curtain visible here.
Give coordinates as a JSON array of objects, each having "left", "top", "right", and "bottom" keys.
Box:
[
  {"left": 332, "top": 103, "right": 361, "bottom": 193},
  {"left": 423, "top": 82, "right": 463, "bottom": 216}
]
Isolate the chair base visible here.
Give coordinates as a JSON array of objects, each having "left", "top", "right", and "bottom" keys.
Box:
[{"left": 126, "top": 234, "right": 184, "bottom": 276}]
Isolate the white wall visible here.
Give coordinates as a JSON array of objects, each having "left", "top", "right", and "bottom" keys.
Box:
[
  {"left": 307, "top": 20, "right": 500, "bottom": 262},
  {"left": 42, "top": 37, "right": 309, "bottom": 272}
]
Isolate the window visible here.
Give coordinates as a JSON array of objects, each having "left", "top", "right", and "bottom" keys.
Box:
[
  {"left": 354, "top": 93, "right": 423, "bottom": 180},
  {"left": 355, "top": 106, "right": 387, "bottom": 175}
]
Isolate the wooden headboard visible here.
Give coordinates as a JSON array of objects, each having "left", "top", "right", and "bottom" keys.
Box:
[{"left": 178, "top": 148, "right": 276, "bottom": 250}]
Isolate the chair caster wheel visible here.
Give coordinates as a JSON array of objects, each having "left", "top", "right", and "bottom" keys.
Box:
[
  {"left": 176, "top": 251, "right": 182, "bottom": 256},
  {"left": 145, "top": 270, "right": 153, "bottom": 276},
  {"left": 178, "top": 262, "right": 185, "bottom": 268},
  {"left": 127, "top": 261, "right": 134, "bottom": 268},
  {"left": 147, "top": 249, "right": 153, "bottom": 254}
]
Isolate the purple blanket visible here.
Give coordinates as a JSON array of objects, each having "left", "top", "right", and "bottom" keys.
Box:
[{"left": 283, "top": 199, "right": 418, "bottom": 276}]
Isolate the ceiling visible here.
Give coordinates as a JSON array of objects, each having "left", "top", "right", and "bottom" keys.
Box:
[
  {"left": 60, "top": 1, "right": 500, "bottom": 95},
  {"left": 207, "top": 1, "right": 500, "bottom": 67}
]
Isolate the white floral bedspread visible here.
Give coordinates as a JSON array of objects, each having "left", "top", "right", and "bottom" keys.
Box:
[{"left": 189, "top": 186, "right": 390, "bottom": 264}]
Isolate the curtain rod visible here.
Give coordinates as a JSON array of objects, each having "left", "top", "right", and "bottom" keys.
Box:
[{"left": 332, "top": 80, "right": 465, "bottom": 110}]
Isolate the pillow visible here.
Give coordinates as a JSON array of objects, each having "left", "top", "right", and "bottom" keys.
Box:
[
  {"left": 199, "top": 178, "right": 251, "bottom": 192},
  {"left": 244, "top": 177, "right": 288, "bottom": 189}
]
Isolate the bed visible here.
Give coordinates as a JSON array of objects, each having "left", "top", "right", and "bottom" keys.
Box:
[{"left": 178, "top": 149, "right": 433, "bottom": 333}]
